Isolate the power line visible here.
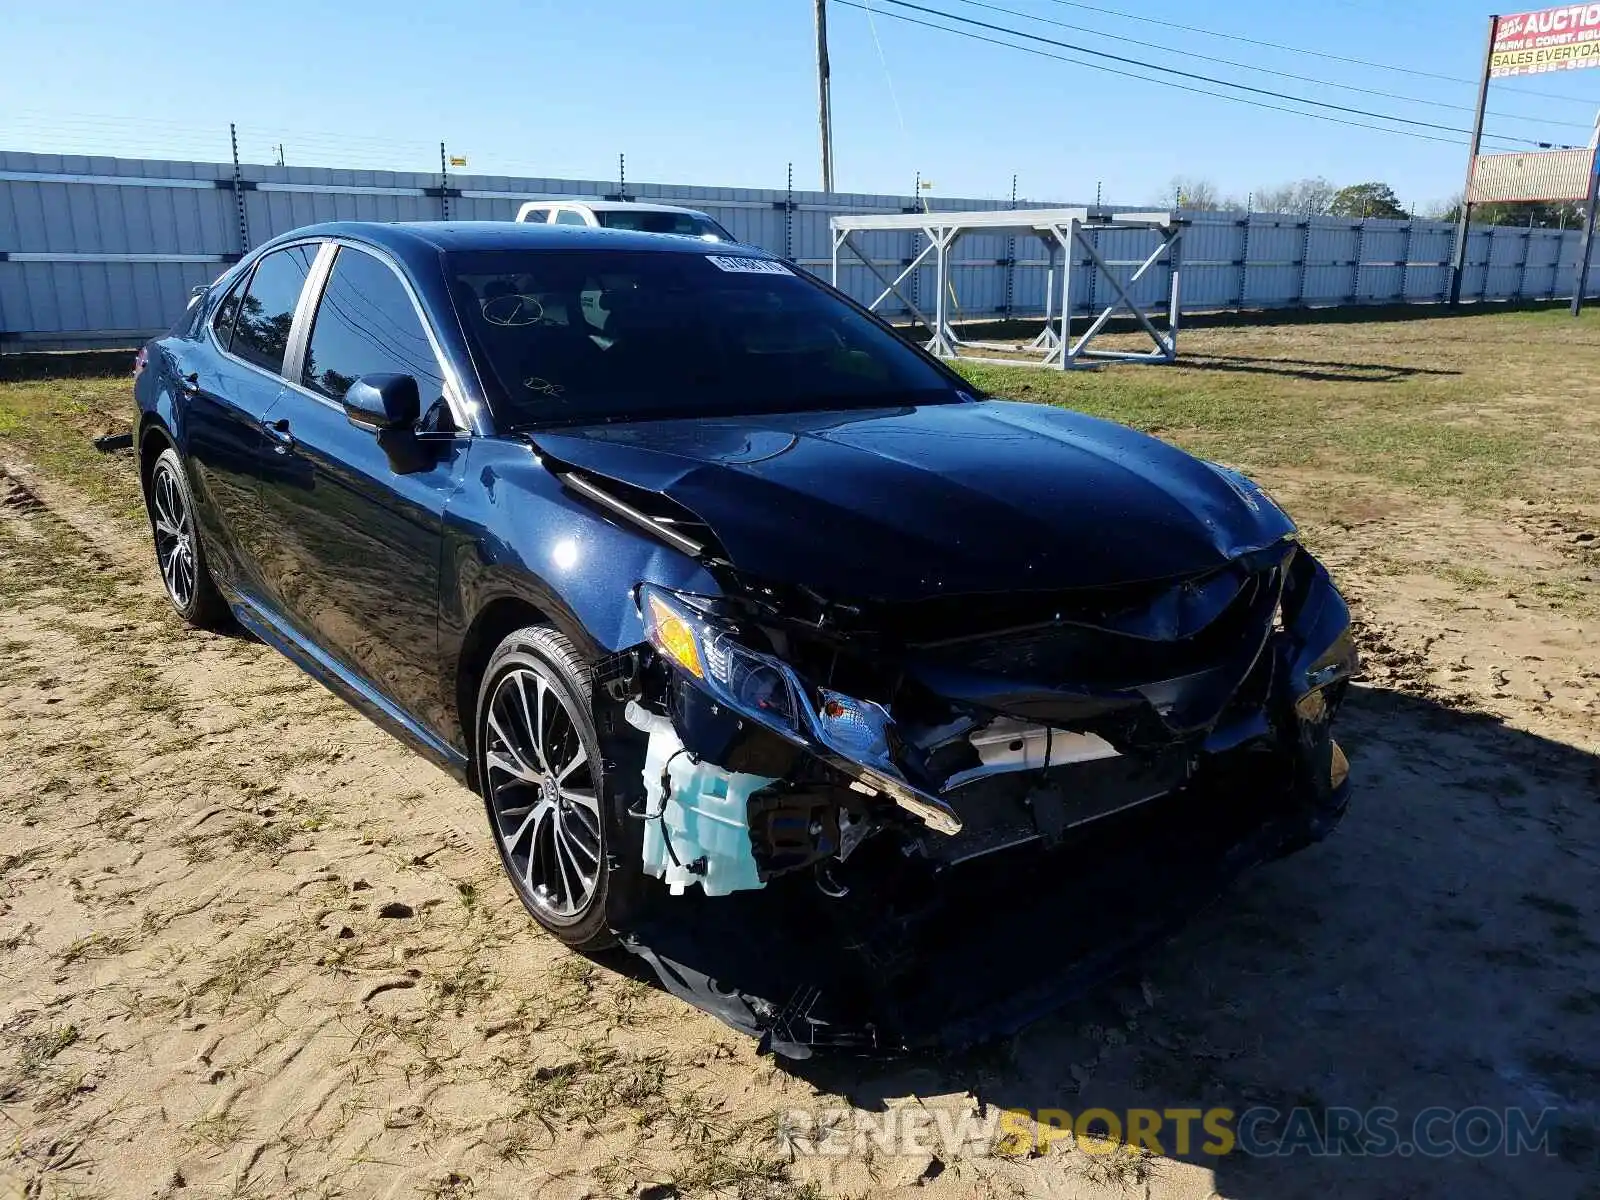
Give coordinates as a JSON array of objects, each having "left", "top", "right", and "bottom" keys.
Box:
[
  {"left": 945, "top": 0, "right": 1596, "bottom": 133},
  {"left": 1030, "top": 0, "right": 1600, "bottom": 106},
  {"left": 851, "top": 0, "right": 1562, "bottom": 148},
  {"left": 833, "top": 0, "right": 1536, "bottom": 149},
  {"left": 3, "top": 110, "right": 445, "bottom": 164}
]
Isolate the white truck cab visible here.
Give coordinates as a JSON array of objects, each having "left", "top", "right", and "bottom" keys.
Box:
[{"left": 515, "top": 199, "right": 736, "bottom": 242}]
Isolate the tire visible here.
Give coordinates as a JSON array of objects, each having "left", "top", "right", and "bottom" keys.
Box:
[
  {"left": 146, "top": 446, "right": 230, "bottom": 629},
  {"left": 476, "top": 625, "right": 639, "bottom": 950}
]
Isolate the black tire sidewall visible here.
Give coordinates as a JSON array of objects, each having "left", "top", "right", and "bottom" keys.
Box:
[
  {"left": 148, "top": 446, "right": 227, "bottom": 627},
  {"left": 476, "top": 626, "right": 620, "bottom": 949}
]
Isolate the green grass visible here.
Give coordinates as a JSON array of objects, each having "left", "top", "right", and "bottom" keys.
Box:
[
  {"left": 953, "top": 307, "right": 1600, "bottom": 508},
  {"left": 0, "top": 376, "right": 144, "bottom": 520}
]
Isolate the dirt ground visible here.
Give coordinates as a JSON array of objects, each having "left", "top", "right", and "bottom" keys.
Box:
[{"left": 1, "top": 309, "right": 1598, "bottom": 1199}]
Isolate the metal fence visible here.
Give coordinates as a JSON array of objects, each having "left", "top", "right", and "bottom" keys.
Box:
[{"left": 3, "top": 149, "right": 1597, "bottom": 350}]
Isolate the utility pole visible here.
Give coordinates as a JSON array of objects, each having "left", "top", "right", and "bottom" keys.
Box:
[
  {"left": 1571, "top": 112, "right": 1600, "bottom": 316},
  {"left": 1450, "top": 14, "right": 1499, "bottom": 307},
  {"left": 815, "top": 0, "right": 835, "bottom": 193}
]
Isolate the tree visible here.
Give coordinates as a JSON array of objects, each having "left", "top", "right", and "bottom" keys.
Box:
[
  {"left": 1165, "top": 175, "right": 1224, "bottom": 211},
  {"left": 1426, "top": 194, "right": 1585, "bottom": 228},
  {"left": 1328, "top": 182, "right": 1409, "bottom": 220},
  {"left": 1253, "top": 177, "right": 1337, "bottom": 215},
  {"left": 1422, "top": 194, "right": 1462, "bottom": 221}
]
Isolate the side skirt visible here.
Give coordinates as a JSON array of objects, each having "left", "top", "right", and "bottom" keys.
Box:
[{"left": 227, "top": 589, "right": 470, "bottom": 784}]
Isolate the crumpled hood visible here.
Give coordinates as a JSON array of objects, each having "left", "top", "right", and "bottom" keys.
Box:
[{"left": 529, "top": 399, "right": 1295, "bottom": 603}]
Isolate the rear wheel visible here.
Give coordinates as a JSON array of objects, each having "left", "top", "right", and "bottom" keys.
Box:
[
  {"left": 476, "top": 625, "right": 636, "bottom": 949},
  {"left": 146, "top": 446, "right": 229, "bottom": 629}
]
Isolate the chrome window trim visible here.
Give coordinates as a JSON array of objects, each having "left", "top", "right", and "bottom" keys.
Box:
[
  {"left": 204, "top": 238, "right": 325, "bottom": 391},
  {"left": 201, "top": 234, "right": 480, "bottom": 436},
  {"left": 310, "top": 237, "right": 477, "bottom": 434},
  {"left": 283, "top": 242, "right": 338, "bottom": 385}
]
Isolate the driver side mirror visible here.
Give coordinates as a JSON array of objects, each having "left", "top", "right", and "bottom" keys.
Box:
[{"left": 343, "top": 373, "right": 420, "bottom": 431}]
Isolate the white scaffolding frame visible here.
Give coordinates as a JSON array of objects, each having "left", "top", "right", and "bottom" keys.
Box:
[{"left": 829, "top": 207, "right": 1184, "bottom": 370}]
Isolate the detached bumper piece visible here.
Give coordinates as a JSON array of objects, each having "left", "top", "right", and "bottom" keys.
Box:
[
  {"left": 618, "top": 542, "right": 1357, "bottom": 1056},
  {"left": 619, "top": 748, "right": 1350, "bottom": 1057}
]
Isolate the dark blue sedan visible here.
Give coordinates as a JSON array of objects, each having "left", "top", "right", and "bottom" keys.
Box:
[{"left": 133, "top": 221, "right": 1356, "bottom": 1049}]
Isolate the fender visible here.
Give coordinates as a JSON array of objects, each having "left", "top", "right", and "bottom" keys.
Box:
[{"left": 436, "top": 438, "right": 721, "bottom": 753}]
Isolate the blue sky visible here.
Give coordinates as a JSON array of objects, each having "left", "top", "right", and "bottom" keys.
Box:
[{"left": 4, "top": 0, "right": 1598, "bottom": 208}]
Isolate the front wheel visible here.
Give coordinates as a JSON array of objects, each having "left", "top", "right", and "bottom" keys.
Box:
[{"left": 476, "top": 625, "right": 637, "bottom": 950}]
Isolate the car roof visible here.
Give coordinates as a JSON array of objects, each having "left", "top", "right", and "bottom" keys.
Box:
[
  {"left": 273, "top": 220, "right": 760, "bottom": 258},
  {"left": 524, "top": 199, "right": 711, "bottom": 216}
]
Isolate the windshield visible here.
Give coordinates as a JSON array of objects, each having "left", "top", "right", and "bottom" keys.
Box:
[
  {"left": 447, "top": 249, "right": 961, "bottom": 428},
  {"left": 594, "top": 209, "right": 734, "bottom": 241}
]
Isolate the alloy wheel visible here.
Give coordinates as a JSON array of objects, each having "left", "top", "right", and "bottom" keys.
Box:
[
  {"left": 484, "top": 666, "right": 603, "bottom": 922},
  {"left": 151, "top": 460, "right": 197, "bottom": 610}
]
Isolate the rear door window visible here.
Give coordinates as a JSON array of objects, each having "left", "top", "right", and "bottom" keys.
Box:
[
  {"left": 553, "top": 209, "right": 589, "bottom": 226},
  {"left": 300, "top": 246, "right": 446, "bottom": 413},
  {"left": 229, "top": 245, "right": 317, "bottom": 375},
  {"left": 596, "top": 210, "right": 732, "bottom": 240},
  {"left": 209, "top": 272, "right": 248, "bottom": 345}
]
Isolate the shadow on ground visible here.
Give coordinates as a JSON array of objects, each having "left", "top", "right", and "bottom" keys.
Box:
[
  {"left": 613, "top": 685, "right": 1600, "bottom": 1199},
  {"left": 944, "top": 298, "right": 1583, "bottom": 348},
  {"left": 1177, "top": 353, "right": 1460, "bottom": 384},
  {"left": 0, "top": 349, "right": 137, "bottom": 381}
]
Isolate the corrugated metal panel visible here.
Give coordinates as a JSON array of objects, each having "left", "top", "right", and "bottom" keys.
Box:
[
  {"left": 1468, "top": 149, "right": 1597, "bottom": 203},
  {"left": 3, "top": 150, "right": 1599, "bottom": 348}
]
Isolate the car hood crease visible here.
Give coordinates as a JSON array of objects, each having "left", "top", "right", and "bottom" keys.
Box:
[{"left": 528, "top": 399, "right": 1295, "bottom": 603}]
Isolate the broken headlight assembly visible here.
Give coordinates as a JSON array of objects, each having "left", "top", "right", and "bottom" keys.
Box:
[{"left": 637, "top": 584, "right": 963, "bottom": 834}]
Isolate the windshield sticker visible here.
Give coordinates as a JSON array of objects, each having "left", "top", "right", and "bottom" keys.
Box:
[{"left": 706, "top": 255, "right": 793, "bottom": 276}]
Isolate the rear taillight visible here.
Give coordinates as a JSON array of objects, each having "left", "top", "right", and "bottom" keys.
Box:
[{"left": 133, "top": 347, "right": 148, "bottom": 379}]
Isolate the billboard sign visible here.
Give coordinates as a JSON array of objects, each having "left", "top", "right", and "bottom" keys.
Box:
[
  {"left": 1467, "top": 148, "right": 1599, "bottom": 203},
  {"left": 1491, "top": 5, "right": 1600, "bottom": 76}
]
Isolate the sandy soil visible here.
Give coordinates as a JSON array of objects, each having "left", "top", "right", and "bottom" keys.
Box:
[{"left": 1, "top": 437, "right": 1597, "bottom": 1199}]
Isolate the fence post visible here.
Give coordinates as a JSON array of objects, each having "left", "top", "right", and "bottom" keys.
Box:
[
  {"left": 229, "top": 123, "right": 250, "bottom": 256},
  {"left": 907, "top": 173, "right": 922, "bottom": 321},
  {"left": 1516, "top": 225, "right": 1533, "bottom": 301},
  {"left": 784, "top": 162, "right": 794, "bottom": 262},
  {"left": 1478, "top": 226, "right": 1492, "bottom": 300},
  {"left": 439, "top": 143, "right": 450, "bottom": 220},
  {"left": 1085, "top": 225, "right": 1098, "bottom": 319},
  {"left": 1400, "top": 217, "right": 1414, "bottom": 303},
  {"left": 1003, "top": 173, "right": 1017, "bottom": 321},
  {"left": 1350, "top": 219, "right": 1365, "bottom": 305},
  {"left": 1236, "top": 200, "right": 1251, "bottom": 311},
  {"left": 1296, "top": 214, "right": 1312, "bottom": 308}
]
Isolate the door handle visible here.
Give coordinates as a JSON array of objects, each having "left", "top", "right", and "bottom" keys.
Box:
[
  {"left": 179, "top": 372, "right": 200, "bottom": 394},
  {"left": 262, "top": 417, "right": 295, "bottom": 453}
]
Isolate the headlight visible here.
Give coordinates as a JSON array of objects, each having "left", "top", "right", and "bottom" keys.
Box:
[
  {"left": 640, "top": 584, "right": 803, "bottom": 738},
  {"left": 637, "top": 584, "right": 963, "bottom": 835}
]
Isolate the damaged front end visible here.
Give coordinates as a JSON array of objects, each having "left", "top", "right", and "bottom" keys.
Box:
[{"left": 599, "top": 525, "right": 1357, "bottom": 1054}]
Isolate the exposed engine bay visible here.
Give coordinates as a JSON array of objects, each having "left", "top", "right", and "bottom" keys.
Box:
[
  {"left": 598, "top": 532, "right": 1353, "bottom": 888},
  {"left": 575, "top": 467, "right": 1358, "bottom": 1052}
]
